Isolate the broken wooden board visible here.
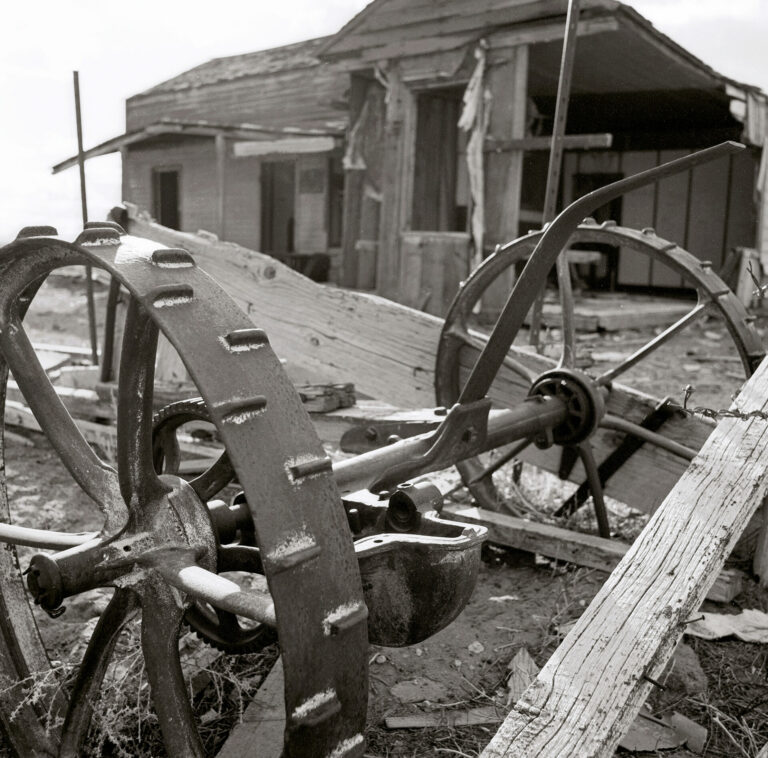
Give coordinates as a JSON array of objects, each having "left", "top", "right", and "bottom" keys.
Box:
[
  {"left": 217, "top": 657, "right": 285, "bottom": 758},
  {"left": 117, "top": 204, "right": 718, "bottom": 515},
  {"left": 480, "top": 356, "right": 768, "bottom": 758},
  {"left": 442, "top": 505, "right": 743, "bottom": 604}
]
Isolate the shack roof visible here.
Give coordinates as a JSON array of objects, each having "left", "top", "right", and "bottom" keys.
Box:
[
  {"left": 133, "top": 36, "right": 331, "bottom": 96},
  {"left": 318, "top": 0, "right": 757, "bottom": 95}
]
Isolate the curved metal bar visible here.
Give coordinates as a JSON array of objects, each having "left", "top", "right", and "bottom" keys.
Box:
[
  {"left": 59, "top": 589, "right": 139, "bottom": 757},
  {"left": 0, "top": 522, "right": 96, "bottom": 549},
  {"left": 457, "top": 141, "right": 745, "bottom": 404},
  {"left": 140, "top": 579, "right": 205, "bottom": 758},
  {"left": 117, "top": 299, "right": 166, "bottom": 508}
]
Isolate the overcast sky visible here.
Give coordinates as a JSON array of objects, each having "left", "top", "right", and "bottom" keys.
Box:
[{"left": 1, "top": 0, "right": 766, "bottom": 242}]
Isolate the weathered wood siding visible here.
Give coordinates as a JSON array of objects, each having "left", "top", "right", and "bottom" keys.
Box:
[
  {"left": 127, "top": 66, "right": 346, "bottom": 133},
  {"left": 124, "top": 137, "right": 219, "bottom": 236},
  {"left": 223, "top": 151, "right": 261, "bottom": 250},
  {"left": 561, "top": 148, "right": 757, "bottom": 286},
  {"left": 295, "top": 155, "right": 329, "bottom": 253}
]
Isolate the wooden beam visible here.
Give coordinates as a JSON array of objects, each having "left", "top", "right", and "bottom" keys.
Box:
[
  {"left": 377, "top": 65, "right": 416, "bottom": 300},
  {"left": 481, "top": 356, "right": 768, "bottom": 758},
  {"left": 443, "top": 505, "right": 743, "bottom": 604},
  {"left": 489, "top": 15, "right": 619, "bottom": 49},
  {"left": 486, "top": 133, "right": 612, "bottom": 152},
  {"left": 116, "top": 205, "right": 718, "bottom": 515},
  {"left": 482, "top": 44, "right": 528, "bottom": 318},
  {"left": 215, "top": 134, "right": 227, "bottom": 240}
]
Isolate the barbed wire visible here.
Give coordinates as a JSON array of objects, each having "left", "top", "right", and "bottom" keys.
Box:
[{"left": 666, "top": 384, "right": 768, "bottom": 421}]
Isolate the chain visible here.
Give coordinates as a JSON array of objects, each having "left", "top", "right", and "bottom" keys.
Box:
[{"left": 666, "top": 384, "right": 768, "bottom": 422}]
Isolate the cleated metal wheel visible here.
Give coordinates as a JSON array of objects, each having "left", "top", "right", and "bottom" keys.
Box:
[
  {"left": 0, "top": 226, "right": 368, "bottom": 757},
  {"left": 436, "top": 222, "right": 765, "bottom": 531}
]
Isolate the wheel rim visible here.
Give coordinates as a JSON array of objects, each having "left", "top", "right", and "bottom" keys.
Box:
[
  {"left": 0, "top": 227, "right": 368, "bottom": 757},
  {"left": 435, "top": 222, "right": 765, "bottom": 523}
]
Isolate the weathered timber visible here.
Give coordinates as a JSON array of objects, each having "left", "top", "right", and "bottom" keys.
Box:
[
  {"left": 217, "top": 658, "right": 285, "bottom": 758},
  {"left": 442, "top": 505, "right": 743, "bottom": 603},
  {"left": 117, "top": 205, "right": 718, "bottom": 515},
  {"left": 481, "top": 356, "right": 768, "bottom": 758}
]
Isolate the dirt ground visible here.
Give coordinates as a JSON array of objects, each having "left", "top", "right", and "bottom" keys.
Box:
[{"left": 3, "top": 273, "right": 768, "bottom": 757}]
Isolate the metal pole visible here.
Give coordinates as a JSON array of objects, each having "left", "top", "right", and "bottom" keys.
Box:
[
  {"left": 528, "top": 0, "right": 580, "bottom": 354},
  {"left": 73, "top": 71, "right": 99, "bottom": 365}
]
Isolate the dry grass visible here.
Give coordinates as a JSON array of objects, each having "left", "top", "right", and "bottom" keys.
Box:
[{"left": 1, "top": 619, "right": 278, "bottom": 757}]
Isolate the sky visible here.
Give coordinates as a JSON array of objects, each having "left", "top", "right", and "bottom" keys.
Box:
[{"left": 1, "top": 0, "right": 767, "bottom": 243}]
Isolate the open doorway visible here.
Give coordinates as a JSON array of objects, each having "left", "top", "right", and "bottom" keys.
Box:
[
  {"left": 411, "top": 87, "right": 469, "bottom": 232},
  {"left": 260, "top": 160, "right": 295, "bottom": 258},
  {"left": 152, "top": 168, "right": 181, "bottom": 230}
]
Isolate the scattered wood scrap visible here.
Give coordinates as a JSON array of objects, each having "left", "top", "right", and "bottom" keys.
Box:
[{"left": 442, "top": 504, "right": 744, "bottom": 604}]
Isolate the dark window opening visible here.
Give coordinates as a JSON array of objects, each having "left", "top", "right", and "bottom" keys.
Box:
[{"left": 152, "top": 169, "right": 180, "bottom": 230}]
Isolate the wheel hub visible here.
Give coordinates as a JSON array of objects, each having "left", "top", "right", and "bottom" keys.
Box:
[
  {"left": 26, "top": 475, "right": 218, "bottom": 616},
  {"left": 528, "top": 368, "right": 605, "bottom": 447}
]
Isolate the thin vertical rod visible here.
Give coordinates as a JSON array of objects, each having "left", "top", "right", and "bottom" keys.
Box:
[
  {"left": 529, "top": 0, "right": 581, "bottom": 358},
  {"left": 73, "top": 71, "right": 99, "bottom": 365}
]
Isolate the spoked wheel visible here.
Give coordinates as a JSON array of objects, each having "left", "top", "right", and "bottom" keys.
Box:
[
  {"left": 436, "top": 221, "right": 765, "bottom": 533},
  {"left": 0, "top": 226, "right": 368, "bottom": 757}
]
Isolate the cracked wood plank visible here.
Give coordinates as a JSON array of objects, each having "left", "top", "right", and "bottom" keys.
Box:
[{"left": 481, "top": 356, "right": 768, "bottom": 758}]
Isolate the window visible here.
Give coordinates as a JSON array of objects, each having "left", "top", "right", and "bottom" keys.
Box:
[{"left": 152, "top": 169, "right": 181, "bottom": 230}]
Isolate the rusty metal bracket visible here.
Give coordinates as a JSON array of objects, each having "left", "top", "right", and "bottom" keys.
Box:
[{"left": 369, "top": 399, "right": 492, "bottom": 493}]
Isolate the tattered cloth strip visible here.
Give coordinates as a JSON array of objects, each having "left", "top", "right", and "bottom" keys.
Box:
[
  {"left": 458, "top": 41, "right": 491, "bottom": 270},
  {"left": 343, "top": 98, "right": 371, "bottom": 171},
  {"left": 684, "top": 608, "right": 768, "bottom": 643}
]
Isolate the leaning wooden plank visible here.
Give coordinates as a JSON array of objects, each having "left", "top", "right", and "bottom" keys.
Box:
[
  {"left": 481, "top": 357, "right": 768, "bottom": 758},
  {"left": 217, "top": 657, "right": 285, "bottom": 758},
  {"left": 442, "top": 505, "right": 743, "bottom": 603},
  {"left": 116, "top": 204, "right": 716, "bottom": 514}
]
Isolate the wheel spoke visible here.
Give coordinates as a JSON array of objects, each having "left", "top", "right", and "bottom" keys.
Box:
[
  {"left": 59, "top": 589, "right": 139, "bottom": 757},
  {"left": 152, "top": 424, "right": 181, "bottom": 474},
  {"left": 577, "top": 442, "right": 610, "bottom": 538},
  {"left": 141, "top": 580, "right": 205, "bottom": 758},
  {"left": 0, "top": 317, "right": 123, "bottom": 526},
  {"left": 556, "top": 253, "right": 577, "bottom": 369},
  {"left": 117, "top": 299, "right": 165, "bottom": 507},
  {"left": 601, "top": 414, "right": 697, "bottom": 460},
  {"left": 596, "top": 302, "right": 709, "bottom": 386}
]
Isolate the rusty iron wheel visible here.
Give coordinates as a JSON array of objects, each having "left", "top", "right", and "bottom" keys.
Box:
[
  {"left": 435, "top": 222, "right": 765, "bottom": 529},
  {"left": 0, "top": 225, "right": 369, "bottom": 758}
]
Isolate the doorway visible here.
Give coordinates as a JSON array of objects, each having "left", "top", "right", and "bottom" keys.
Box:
[{"left": 260, "top": 160, "right": 296, "bottom": 258}]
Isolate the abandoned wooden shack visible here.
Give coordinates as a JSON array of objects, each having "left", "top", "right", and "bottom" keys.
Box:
[{"left": 54, "top": 0, "right": 768, "bottom": 314}]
